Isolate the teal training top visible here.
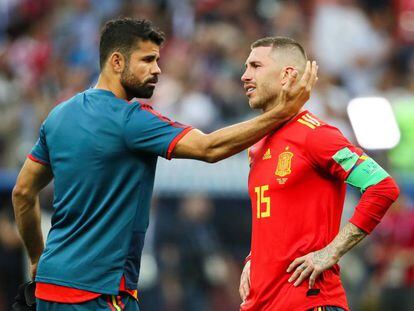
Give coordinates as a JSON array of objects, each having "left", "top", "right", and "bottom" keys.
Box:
[{"left": 29, "top": 89, "right": 192, "bottom": 294}]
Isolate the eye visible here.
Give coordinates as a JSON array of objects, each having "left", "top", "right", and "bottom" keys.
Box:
[{"left": 143, "top": 56, "right": 156, "bottom": 63}]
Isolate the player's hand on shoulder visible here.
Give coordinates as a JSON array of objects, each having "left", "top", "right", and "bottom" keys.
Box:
[
  {"left": 239, "top": 259, "right": 251, "bottom": 302},
  {"left": 278, "top": 60, "right": 318, "bottom": 116},
  {"left": 286, "top": 246, "right": 339, "bottom": 288}
]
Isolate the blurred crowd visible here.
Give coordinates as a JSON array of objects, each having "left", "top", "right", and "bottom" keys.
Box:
[{"left": 0, "top": 0, "right": 413, "bottom": 310}]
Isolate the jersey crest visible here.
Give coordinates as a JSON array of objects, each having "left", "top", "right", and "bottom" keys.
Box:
[{"left": 275, "top": 147, "right": 293, "bottom": 177}]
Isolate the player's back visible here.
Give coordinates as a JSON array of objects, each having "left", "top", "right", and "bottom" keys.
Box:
[{"left": 243, "top": 111, "right": 350, "bottom": 311}]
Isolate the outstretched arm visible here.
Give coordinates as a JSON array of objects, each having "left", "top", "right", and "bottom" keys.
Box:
[
  {"left": 12, "top": 158, "right": 53, "bottom": 279},
  {"left": 172, "top": 61, "right": 318, "bottom": 162}
]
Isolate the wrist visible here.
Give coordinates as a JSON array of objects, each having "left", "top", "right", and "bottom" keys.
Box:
[
  {"left": 266, "top": 104, "right": 292, "bottom": 123},
  {"left": 324, "top": 244, "right": 341, "bottom": 262}
]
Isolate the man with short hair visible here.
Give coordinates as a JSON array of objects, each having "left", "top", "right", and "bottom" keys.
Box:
[
  {"left": 12, "top": 19, "right": 317, "bottom": 310},
  {"left": 238, "top": 36, "right": 400, "bottom": 311}
]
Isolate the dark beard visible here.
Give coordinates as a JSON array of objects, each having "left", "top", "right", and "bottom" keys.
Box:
[{"left": 120, "top": 66, "right": 157, "bottom": 100}]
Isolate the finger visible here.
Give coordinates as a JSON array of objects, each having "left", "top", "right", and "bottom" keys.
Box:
[
  {"left": 239, "top": 285, "right": 246, "bottom": 301},
  {"left": 279, "top": 70, "right": 297, "bottom": 102},
  {"left": 242, "top": 281, "right": 250, "bottom": 300},
  {"left": 309, "top": 269, "right": 321, "bottom": 288},
  {"left": 284, "top": 70, "right": 298, "bottom": 90},
  {"left": 311, "top": 65, "right": 319, "bottom": 89},
  {"left": 240, "top": 278, "right": 249, "bottom": 301},
  {"left": 287, "top": 256, "right": 305, "bottom": 272},
  {"left": 306, "top": 61, "right": 318, "bottom": 92},
  {"left": 288, "top": 262, "right": 307, "bottom": 283},
  {"left": 312, "top": 64, "right": 319, "bottom": 88},
  {"left": 294, "top": 266, "right": 313, "bottom": 287},
  {"left": 247, "top": 270, "right": 251, "bottom": 287},
  {"left": 296, "top": 60, "right": 311, "bottom": 89}
]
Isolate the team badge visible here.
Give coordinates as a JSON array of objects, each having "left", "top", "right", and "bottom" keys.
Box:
[{"left": 275, "top": 147, "right": 293, "bottom": 177}]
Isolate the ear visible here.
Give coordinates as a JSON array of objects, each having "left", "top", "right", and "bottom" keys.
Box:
[
  {"left": 108, "top": 52, "right": 125, "bottom": 74},
  {"left": 281, "top": 66, "right": 295, "bottom": 85}
]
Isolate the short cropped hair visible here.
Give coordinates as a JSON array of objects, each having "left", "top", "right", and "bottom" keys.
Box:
[
  {"left": 99, "top": 17, "right": 165, "bottom": 69},
  {"left": 251, "top": 36, "right": 307, "bottom": 60}
]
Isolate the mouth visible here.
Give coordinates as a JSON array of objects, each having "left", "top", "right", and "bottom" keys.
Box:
[
  {"left": 146, "top": 77, "right": 158, "bottom": 87},
  {"left": 244, "top": 85, "right": 256, "bottom": 97}
]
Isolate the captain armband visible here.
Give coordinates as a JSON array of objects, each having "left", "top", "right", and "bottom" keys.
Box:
[{"left": 345, "top": 157, "right": 389, "bottom": 193}]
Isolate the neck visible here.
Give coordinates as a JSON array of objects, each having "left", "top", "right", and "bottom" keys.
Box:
[
  {"left": 261, "top": 99, "right": 304, "bottom": 125},
  {"left": 94, "top": 72, "right": 128, "bottom": 100},
  {"left": 261, "top": 97, "right": 279, "bottom": 113}
]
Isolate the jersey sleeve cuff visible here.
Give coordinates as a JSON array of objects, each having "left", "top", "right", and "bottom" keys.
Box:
[
  {"left": 349, "top": 211, "right": 379, "bottom": 234},
  {"left": 349, "top": 177, "right": 400, "bottom": 234},
  {"left": 27, "top": 154, "right": 50, "bottom": 166},
  {"left": 166, "top": 127, "right": 194, "bottom": 160}
]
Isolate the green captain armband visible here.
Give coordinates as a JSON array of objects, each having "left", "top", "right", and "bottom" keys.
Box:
[{"left": 345, "top": 157, "right": 389, "bottom": 192}]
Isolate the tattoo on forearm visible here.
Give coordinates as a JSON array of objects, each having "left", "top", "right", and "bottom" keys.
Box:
[{"left": 330, "top": 223, "right": 367, "bottom": 258}]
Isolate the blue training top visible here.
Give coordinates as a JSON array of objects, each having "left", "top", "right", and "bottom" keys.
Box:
[{"left": 30, "top": 89, "right": 192, "bottom": 294}]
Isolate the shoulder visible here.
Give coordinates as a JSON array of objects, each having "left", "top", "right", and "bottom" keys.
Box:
[
  {"left": 124, "top": 101, "right": 149, "bottom": 121},
  {"left": 124, "top": 102, "right": 176, "bottom": 125},
  {"left": 295, "top": 111, "right": 327, "bottom": 130},
  {"left": 293, "top": 111, "right": 344, "bottom": 141},
  {"left": 43, "top": 93, "right": 84, "bottom": 128}
]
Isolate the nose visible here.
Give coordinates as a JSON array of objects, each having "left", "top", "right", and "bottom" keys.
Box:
[
  {"left": 241, "top": 68, "right": 251, "bottom": 82},
  {"left": 152, "top": 62, "right": 161, "bottom": 75}
]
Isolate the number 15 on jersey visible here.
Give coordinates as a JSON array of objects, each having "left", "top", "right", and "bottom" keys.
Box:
[{"left": 254, "top": 185, "right": 271, "bottom": 219}]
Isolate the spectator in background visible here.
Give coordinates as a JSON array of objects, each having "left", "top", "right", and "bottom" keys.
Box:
[
  {"left": 311, "top": 0, "right": 391, "bottom": 95},
  {"left": 155, "top": 195, "right": 238, "bottom": 311},
  {"left": 0, "top": 207, "right": 24, "bottom": 310}
]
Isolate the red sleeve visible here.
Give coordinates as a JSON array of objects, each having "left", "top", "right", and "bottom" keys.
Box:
[
  {"left": 305, "top": 125, "right": 400, "bottom": 233},
  {"left": 349, "top": 177, "right": 400, "bottom": 233},
  {"left": 166, "top": 127, "right": 194, "bottom": 160},
  {"left": 305, "top": 125, "right": 363, "bottom": 181}
]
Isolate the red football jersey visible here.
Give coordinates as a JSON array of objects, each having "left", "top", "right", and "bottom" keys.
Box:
[{"left": 242, "top": 110, "right": 361, "bottom": 311}]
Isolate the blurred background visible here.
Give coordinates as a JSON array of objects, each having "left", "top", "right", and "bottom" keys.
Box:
[{"left": 0, "top": 0, "right": 413, "bottom": 310}]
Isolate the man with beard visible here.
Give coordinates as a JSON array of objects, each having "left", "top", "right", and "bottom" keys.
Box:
[
  {"left": 238, "top": 37, "right": 400, "bottom": 311},
  {"left": 12, "top": 19, "right": 317, "bottom": 310}
]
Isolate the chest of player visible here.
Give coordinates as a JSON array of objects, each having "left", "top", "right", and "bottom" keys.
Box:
[{"left": 248, "top": 135, "right": 315, "bottom": 194}]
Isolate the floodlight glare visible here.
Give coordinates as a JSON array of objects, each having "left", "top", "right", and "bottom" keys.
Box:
[{"left": 347, "top": 97, "right": 400, "bottom": 150}]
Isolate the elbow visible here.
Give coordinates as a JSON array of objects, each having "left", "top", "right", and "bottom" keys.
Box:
[
  {"left": 203, "top": 143, "right": 227, "bottom": 163},
  {"left": 12, "top": 185, "right": 32, "bottom": 203},
  {"left": 200, "top": 138, "right": 221, "bottom": 163},
  {"left": 204, "top": 151, "right": 220, "bottom": 163},
  {"left": 383, "top": 177, "right": 401, "bottom": 202},
  {"left": 390, "top": 179, "right": 401, "bottom": 202}
]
